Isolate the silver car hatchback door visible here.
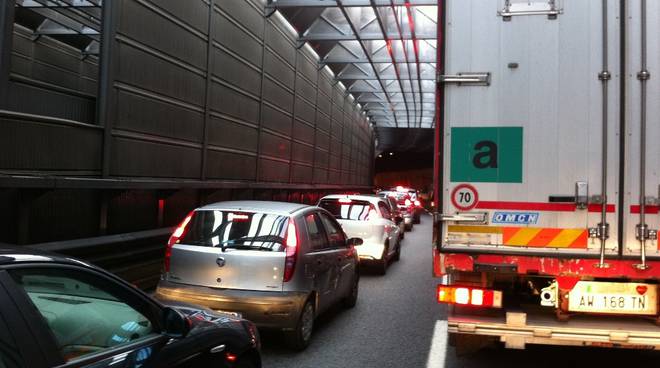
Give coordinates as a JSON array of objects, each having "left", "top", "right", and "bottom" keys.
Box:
[{"left": 167, "top": 210, "right": 287, "bottom": 292}]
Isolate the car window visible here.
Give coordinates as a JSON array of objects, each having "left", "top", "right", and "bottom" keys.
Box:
[
  {"left": 180, "top": 210, "right": 288, "bottom": 251},
  {"left": 8, "top": 268, "right": 158, "bottom": 363},
  {"left": 378, "top": 202, "right": 392, "bottom": 219},
  {"left": 318, "top": 213, "right": 346, "bottom": 248},
  {"left": 318, "top": 199, "right": 376, "bottom": 221},
  {"left": 305, "top": 213, "right": 329, "bottom": 250}
]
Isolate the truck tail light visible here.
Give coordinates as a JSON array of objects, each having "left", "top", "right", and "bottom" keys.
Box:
[
  {"left": 165, "top": 212, "right": 194, "bottom": 272},
  {"left": 437, "top": 285, "right": 503, "bottom": 308},
  {"left": 283, "top": 219, "right": 298, "bottom": 282}
]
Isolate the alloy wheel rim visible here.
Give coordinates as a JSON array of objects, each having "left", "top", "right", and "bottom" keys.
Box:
[{"left": 301, "top": 303, "right": 314, "bottom": 342}]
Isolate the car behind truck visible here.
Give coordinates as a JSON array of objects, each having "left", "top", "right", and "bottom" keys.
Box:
[{"left": 433, "top": 0, "right": 660, "bottom": 351}]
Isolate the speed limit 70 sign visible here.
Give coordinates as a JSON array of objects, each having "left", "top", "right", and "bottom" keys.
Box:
[{"left": 451, "top": 184, "right": 479, "bottom": 211}]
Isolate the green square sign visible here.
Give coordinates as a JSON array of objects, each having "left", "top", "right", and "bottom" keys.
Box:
[{"left": 450, "top": 127, "right": 523, "bottom": 183}]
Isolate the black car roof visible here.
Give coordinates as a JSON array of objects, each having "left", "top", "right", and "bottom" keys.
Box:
[{"left": 0, "top": 246, "right": 94, "bottom": 268}]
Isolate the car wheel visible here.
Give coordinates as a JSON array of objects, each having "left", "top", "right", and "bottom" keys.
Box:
[
  {"left": 413, "top": 214, "right": 421, "bottom": 224},
  {"left": 377, "top": 247, "right": 388, "bottom": 275},
  {"left": 285, "top": 299, "right": 315, "bottom": 351},
  {"left": 400, "top": 230, "right": 405, "bottom": 240},
  {"left": 393, "top": 243, "right": 401, "bottom": 262},
  {"left": 343, "top": 272, "right": 359, "bottom": 308},
  {"left": 405, "top": 223, "right": 412, "bottom": 232}
]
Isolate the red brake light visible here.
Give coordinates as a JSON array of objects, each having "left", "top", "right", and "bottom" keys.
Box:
[
  {"left": 284, "top": 219, "right": 298, "bottom": 282},
  {"left": 414, "top": 200, "right": 421, "bottom": 207},
  {"left": 165, "top": 212, "right": 193, "bottom": 272},
  {"left": 405, "top": 199, "right": 412, "bottom": 206},
  {"left": 437, "top": 285, "right": 502, "bottom": 308}
]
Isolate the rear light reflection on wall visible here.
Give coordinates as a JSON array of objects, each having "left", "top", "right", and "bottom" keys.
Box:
[{"left": 437, "top": 285, "right": 502, "bottom": 308}]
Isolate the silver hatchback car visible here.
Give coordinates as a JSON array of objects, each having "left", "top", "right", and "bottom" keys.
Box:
[{"left": 155, "top": 201, "right": 362, "bottom": 350}]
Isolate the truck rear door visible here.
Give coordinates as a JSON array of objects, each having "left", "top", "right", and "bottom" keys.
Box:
[
  {"left": 622, "top": 1, "right": 660, "bottom": 264},
  {"left": 439, "top": 0, "right": 621, "bottom": 258}
]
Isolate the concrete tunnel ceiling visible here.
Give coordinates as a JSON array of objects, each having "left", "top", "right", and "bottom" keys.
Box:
[{"left": 267, "top": 0, "right": 438, "bottom": 155}]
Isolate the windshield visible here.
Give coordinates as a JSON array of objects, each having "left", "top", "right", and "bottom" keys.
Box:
[
  {"left": 180, "top": 210, "right": 289, "bottom": 251},
  {"left": 378, "top": 191, "right": 410, "bottom": 205},
  {"left": 318, "top": 199, "right": 375, "bottom": 221}
]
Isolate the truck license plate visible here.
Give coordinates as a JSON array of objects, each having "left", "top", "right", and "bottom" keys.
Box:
[{"left": 568, "top": 281, "right": 657, "bottom": 315}]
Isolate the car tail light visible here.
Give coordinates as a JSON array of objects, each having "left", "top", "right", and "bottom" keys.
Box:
[
  {"left": 405, "top": 199, "right": 411, "bottom": 207},
  {"left": 165, "top": 212, "right": 193, "bottom": 272},
  {"left": 283, "top": 219, "right": 298, "bottom": 282},
  {"left": 414, "top": 200, "right": 421, "bottom": 207},
  {"left": 437, "top": 285, "right": 503, "bottom": 308}
]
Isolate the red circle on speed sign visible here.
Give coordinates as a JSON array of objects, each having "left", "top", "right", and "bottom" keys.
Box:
[{"left": 451, "top": 184, "right": 479, "bottom": 211}]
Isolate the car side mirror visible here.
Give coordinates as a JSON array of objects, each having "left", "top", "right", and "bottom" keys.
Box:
[
  {"left": 394, "top": 216, "right": 403, "bottom": 224},
  {"left": 346, "top": 237, "right": 363, "bottom": 246},
  {"left": 162, "top": 307, "right": 191, "bottom": 339}
]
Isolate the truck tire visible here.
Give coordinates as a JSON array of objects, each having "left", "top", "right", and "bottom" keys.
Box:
[{"left": 284, "top": 299, "right": 315, "bottom": 351}]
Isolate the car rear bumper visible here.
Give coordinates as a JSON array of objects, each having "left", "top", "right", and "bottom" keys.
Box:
[
  {"left": 155, "top": 280, "right": 308, "bottom": 330},
  {"left": 356, "top": 241, "right": 386, "bottom": 261}
]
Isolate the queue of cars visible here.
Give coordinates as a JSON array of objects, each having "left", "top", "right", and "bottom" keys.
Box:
[{"left": 0, "top": 187, "right": 422, "bottom": 367}]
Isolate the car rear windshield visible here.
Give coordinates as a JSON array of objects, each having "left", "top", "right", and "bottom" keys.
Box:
[
  {"left": 318, "top": 199, "right": 375, "bottom": 221},
  {"left": 378, "top": 192, "right": 409, "bottom": 205},
  {"left": 179, "top": 210, "right": 288, "bottom": 251}
]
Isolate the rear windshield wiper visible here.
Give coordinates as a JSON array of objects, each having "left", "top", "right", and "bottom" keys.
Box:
[{"left": 220, "top": 235, "right": 284, "bottom": 252}]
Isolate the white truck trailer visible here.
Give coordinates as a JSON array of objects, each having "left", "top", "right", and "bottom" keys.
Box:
[{"left": 433, "top": 0, "right": 660, "bottom": 350}]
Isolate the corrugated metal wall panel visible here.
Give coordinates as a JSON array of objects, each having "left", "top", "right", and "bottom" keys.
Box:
[
  {"left": 0, "top": 116, "right": 102, "bottom": 172},
  {"left": 115, "top": 89, "right": 204, "bottom": 142},
  {"left": 205, "top": 150, "right": 256, "bottom": 180},
  {"left": 207, "top": 116, "right": 258, "bottom": 152},
  {"left": 111, "top": 137, "right": 201, "bottom": 178},
  {"left": 6, "top": 81, "right": 96, "bottom": 124},
  {"left": 209, "top": 81, "right": 260, "bottom": 124},
  {"left": 259, "top": 158, "right": 289, "bottom": 182},
  {"left": 119, "top": 0, "right": 208, "bottom": 70}
]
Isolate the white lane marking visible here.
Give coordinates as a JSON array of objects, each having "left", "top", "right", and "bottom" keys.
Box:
[{"left": 426, "top": 320, "right": 448, "bottom": 368}]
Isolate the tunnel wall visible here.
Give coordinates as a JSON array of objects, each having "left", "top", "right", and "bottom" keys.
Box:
[
  {"left": 0, "top": 0, "right": 375, "bottom": 245},
  {"left": 103, "top": 0, "right": 373, "bottom": 184}
]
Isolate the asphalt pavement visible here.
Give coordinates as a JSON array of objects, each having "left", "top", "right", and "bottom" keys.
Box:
[{"left": 260, "top": 214, "right": 660, "bottom": 368}]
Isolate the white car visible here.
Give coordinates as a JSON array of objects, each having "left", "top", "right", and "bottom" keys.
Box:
[{"left": 318, "top": 195, "right": 402, "bottom": 275}]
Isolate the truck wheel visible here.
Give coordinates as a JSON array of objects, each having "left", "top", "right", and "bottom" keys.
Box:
[
  {"left": 342, "top": 272, "right": 359, "bottom": 308},
  {"left": 284, "top": 300, "right": 315, "bottom": 351}
]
